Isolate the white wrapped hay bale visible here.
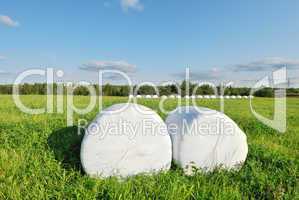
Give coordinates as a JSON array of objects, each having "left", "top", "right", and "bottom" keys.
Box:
[
  {"left": 145, "top": 95, "right": 152, "bottom": 99},
  {"left": 197, "top": 95, "right": 203, "bottom": 99},
  {"left": 225, "top": 95, "right": 230, "bottom": 99},
  {"left": 231, "top": 95, "right": 236, "bottom": 99},
  {"left": 81, "top": 103, "right": 172, "bottom": 178},
  {"left": 136, "top": 95, "right": 142, "bottom": 98},
  {"left": 152, "top": 95, "right": 159, "bottom": 99},
  {"left": 165, "top": 106, "right": 248, "bottom": 174},
  {"left": 169, "top": 95, "right": 175, "bottom": 99}
]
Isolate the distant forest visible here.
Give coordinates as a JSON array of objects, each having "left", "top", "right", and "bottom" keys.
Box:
[{"left": 0, "top": 81, "right": 298, "bottom": 97}]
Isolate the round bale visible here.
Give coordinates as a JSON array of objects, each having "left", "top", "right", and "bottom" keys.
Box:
[
  {"left": 165, "top": 106, "right": 248, "bottom": 175},
  {"left": 81, "top": 103, "right": 172, "bottom": 178}
]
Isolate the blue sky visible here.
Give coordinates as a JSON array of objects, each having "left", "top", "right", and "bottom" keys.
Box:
[{"left": 0, "top": 0, "right": 299, "bottom": 86}]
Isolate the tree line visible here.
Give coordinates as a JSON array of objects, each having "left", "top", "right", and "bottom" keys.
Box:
[{"left": 0, "top": 82, "right": 298, "bottom": 97}]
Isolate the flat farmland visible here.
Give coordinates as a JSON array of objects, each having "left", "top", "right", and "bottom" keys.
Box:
[{"left": 0, "top": 95, "right": 298, "bottom": 199}]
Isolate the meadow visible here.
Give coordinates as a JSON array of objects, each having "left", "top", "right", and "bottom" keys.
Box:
[{"left": 0, "top": 95, "right": 298, "bottom": 199}]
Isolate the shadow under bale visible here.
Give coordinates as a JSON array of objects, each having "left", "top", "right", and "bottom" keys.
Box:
[{"left": 48, "top": 126, "right": 85, "bottom": 172}]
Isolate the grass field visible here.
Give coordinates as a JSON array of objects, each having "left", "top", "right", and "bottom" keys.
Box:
[{"left": 0, "top": 95, "right": 298, "bottom": 199}]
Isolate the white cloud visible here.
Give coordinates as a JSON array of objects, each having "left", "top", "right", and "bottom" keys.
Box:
[
  {"left": 80, "top": 60, "right": 137, "bottom": 73},
  {"left": 233, "top": 57, "right": 299, "bottom": 72},
  {"left": 121, "top": 0, "right": 144, "bottom": 12},
  {"left": 0, "top": 55, "right": 6, "bottom": 60},
  {"left": 0, "top": 70, "right": 9, "bottom": 75},
  {"left": 0, "top": 15, "right": 19, "bottom": 27}
]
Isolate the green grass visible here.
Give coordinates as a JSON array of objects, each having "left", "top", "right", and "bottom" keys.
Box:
[{"left": 0, "top": 95, "right": 298, "bottom": 199}]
